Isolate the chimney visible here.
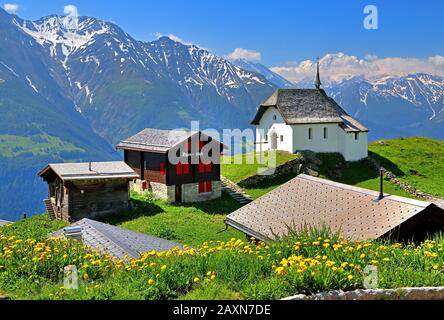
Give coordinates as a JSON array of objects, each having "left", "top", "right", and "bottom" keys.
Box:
[
  {"left": 377, "top": 168, "right": 386, "bottom": 201},
  {"left": 63, "top": 226, "right": 83, "bottom": 242}
]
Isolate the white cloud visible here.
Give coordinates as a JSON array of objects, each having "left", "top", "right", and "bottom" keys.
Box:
[
  {"left": 271, "top": 53, "right": 444, "bottom": 83},
  {"left": 226, "top": 48, "right": 262, "bottom": 62},
  {"left": 3, "top": 3, "right": 19, "bottom": 14},
  {"left": 63, "top": 4, "right": 78, "bottom": 17}
]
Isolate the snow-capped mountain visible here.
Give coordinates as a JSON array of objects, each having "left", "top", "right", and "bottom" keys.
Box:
[
  {"left": 317, "top": 74, "right": 444, "bottom": 140},
  {"left": 231, "top": 59, "right": 295, "bottom": 88},
  {"left": 10, "top": 13, "right": 276, "bottom": 141},
  {"left": 0, "top": 8, "right": 277, "bottom": 219}
]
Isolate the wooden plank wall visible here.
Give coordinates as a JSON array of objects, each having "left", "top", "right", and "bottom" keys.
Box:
[{"left": 67, "top": 179, "right": 130, "bottom": 221}]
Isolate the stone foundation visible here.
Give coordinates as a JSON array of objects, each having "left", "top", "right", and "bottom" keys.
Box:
[
  {"left": 283, "top": 287, "right": 444, "bottom": 300},
  {"left": 130, "top": 179, "right": 150, "bottom": 195},
  {"left": 182, "top": 181, "right": 222, "bottom": 203},
  {"left": 131, "top": 179, "right": 221, "bottom": 203}
]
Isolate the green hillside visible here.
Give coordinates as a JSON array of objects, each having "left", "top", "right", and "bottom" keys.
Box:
[
  {"left": 369, "top": 137, "right": 444, "bottom": 198},
  {"left": 221, "top": 137, "right": 444, "bottom": 200}
]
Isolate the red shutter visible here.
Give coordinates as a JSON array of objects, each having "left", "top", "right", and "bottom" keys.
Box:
[
  {"left": 183, "top": 163, "right": 190, "bottom": 174},
  {"left": 199, "top": 162, "right": 205, "bottom": 173},
  {"left": 206, "top": 163, "right": 212, "bottom": 173},
  {"left": 198, "top": 182, "right": 205, "bottom": 193},
  {"left": 206, "top": 181, "right": 212, "bottom": 193},
  {"left": 160, "top": 163, "right": 165, "bottom": 175},
  {"left": 176, "top": 163, "right": 183, "bottom": 175}
]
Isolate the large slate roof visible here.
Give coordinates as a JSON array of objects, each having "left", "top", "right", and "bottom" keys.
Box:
[
  {"left": 38, "top": 161, "right": 138, "bottom": 181},
  {"left": 226, "top": 174, "right": 444, "bottom": 242},
  {"left": 116, "top": 128, "right": 192, "bottom": 153},
  {"left": 116, "top": 128, "right": 225, "bottom": 153},
  {"left": 251, "top": 89, "right": 368, "bottom": 132},
  {"left": 51, "top": 219, "right": 183, "bottom": 259}
]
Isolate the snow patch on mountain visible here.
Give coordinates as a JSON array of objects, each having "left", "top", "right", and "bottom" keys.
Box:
[{"left": 25, "top": 75, "right": 38, "bottom": 93}]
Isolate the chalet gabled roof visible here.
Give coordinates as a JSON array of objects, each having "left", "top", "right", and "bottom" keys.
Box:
[
  {"left": 251, "top": 89, "right": 368, "bottom": 132},
  {"left": 38, "top": 161, "right": 138, "bottom": 181},
  {"left": 51, "top": 219, "right": 183, "bottom": 259},
  {"left": 116, "top": 128, "right": 225, "bottom": 153},
  {"left": 226, "top": 174, "right": 444, "bottom": 242}
]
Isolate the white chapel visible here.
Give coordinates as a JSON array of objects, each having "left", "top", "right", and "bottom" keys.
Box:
[{"left": 251, "top": 62, "right": 368, "bottom": 161}]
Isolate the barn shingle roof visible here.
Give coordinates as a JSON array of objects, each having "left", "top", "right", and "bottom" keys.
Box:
[
  {"left": 38, "top": 161, "right": 138, "bottom": 181},
  {"left": 226, "top": 174, "right": 444, "bottom": 242},
  {"left": 116, "top": 128, "right": 192, "bottom": 153},
  {"left": 251, "top": 89, "right": 368, "bottom": 132},
  {"left": 116, "top": 128, "right": 226, "bottom": 153},
  {"left": 51, "top": 219, "right": 183, "bottom": 259}
]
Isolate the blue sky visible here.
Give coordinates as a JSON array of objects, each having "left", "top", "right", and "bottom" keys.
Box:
[{"left": 3, "top": 0, "right": 443, "bottom": 71}]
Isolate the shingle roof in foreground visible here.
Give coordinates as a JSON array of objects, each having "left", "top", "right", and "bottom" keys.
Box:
[
  {"left": 251, "top": 89, "right": 368, "bottom": 132},
  {"left": 51, "top": 219, "right": 183, "bottom": 259},
  {"left": 38, "top": 161, "right": 138, "bottom": 181},
  {"left": 226, "top": 174, "right": 444, "bottom": 242}
]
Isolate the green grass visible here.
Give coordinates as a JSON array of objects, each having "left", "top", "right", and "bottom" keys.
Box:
[
  {"left": 369, "top": 137, "right": 444, "bottom": 198},
  {"left": 221, "top": 151, "right": 299, "bottom": 183},
  {"left": 224, "top": 138, "right": 444, "bottom": 200},
  {"left": 316, "top": 153, "right": 414, "bottom": 198},
  {"left": 0, "top": 214, "right": 67, "bottom": 241},
  {"left": 4, "top": 219, "right": 444, "bottom": 300},
  {"left": 103, "top": 193, "right": 244, "bottom": 246},
  {"left": 0, "top": 134, "right": 84, "bottom": 158}
]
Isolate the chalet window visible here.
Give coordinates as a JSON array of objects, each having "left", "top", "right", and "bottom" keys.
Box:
[
  {"left": 176, "top": 163, "right": 190, "bottom": 175},
  {"left": 199, "top": 181, "right": 213, "bottom": 194},
  {"left": 160, "top": 163, "right": 165, "bottom": 175},
  {"left": 308, "top": 128, "right": 313, "bottom": 140},
  {"left": 199, "top": 162, "right": 212, "bottom": 173},
  {"left": 176, "top": 163, "right": 183, "bottom": 175},
  {"left": 264, "top": 134, "right": 268, "bottom": 142},
  {"left": 354, "top": 132, "right": 359, "bottom": 141},
  {"left": 273, "top": 115, "right": 277, "bottom": 121},
  {"left": 280, "top": 135, "right": 284, "bottom": 143},
  {"left": 323, "top": 127, "right": 328, "bottom": 139}
]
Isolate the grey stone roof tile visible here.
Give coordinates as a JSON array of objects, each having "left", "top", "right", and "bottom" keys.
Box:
[
  {"left": 51, "top": 219, "right": 183, "bottom": 259},
  {"left": 252, "top": 89, "right": 368, "bottom": 132}
]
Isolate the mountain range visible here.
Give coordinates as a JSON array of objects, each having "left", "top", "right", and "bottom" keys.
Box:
[
  {"left": 0, "top": 8, "right": 443, "bottom": 220},
  {"left": 0, "top": 9, "right": 276, "bottom": 220}
]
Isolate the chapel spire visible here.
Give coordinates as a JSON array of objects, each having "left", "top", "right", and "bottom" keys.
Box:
[{"left": 315, "top": 57, "right": 322, "bottom": 90}]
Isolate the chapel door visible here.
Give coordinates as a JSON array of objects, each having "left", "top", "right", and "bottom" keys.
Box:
[{"left": 270, "top": 131, "right": 278, "bottom": 150}]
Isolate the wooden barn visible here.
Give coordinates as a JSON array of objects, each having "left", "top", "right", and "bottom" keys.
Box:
[
  {"left": 38, "top": 162, "right": 138, "bottom": 222},
  {"left": 226, "top": 174, "right": 444, "bottom": 243},
  {"left": 116, "top": 128, "right": 225, "bottom": 203}
]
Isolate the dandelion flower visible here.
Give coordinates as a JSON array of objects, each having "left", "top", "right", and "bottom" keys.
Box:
[{"left": 148, "top": 279, "right": 155, "bottom": 286}]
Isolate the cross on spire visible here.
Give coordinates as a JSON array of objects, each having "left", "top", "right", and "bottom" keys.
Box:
[{"left": 315, "top": 57, "right": 322, "bottom": 89}]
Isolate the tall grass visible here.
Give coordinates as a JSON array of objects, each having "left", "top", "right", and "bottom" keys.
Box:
[{"left": 2, "top": 221, "right": 444, "bottom": 300}]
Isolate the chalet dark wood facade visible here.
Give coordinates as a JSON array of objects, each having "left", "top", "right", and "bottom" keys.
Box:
[
  {"left": 117, "top": 129, "right": 224, "bottom": 203},
  {"left": 38, "top": 162, "right": 138, "bottom": 222}
]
